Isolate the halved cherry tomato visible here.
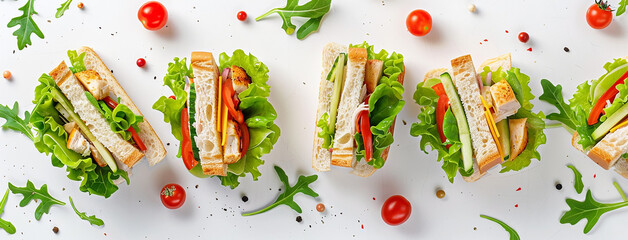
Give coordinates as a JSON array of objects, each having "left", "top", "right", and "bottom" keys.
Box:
[
  {"left": 359, "top": 110, "right": 373, "bottom": 162},
  {"left": 160, "top": 183, "right": 185, "bottom": 209},
  {"left": 588, "top": 71, "right": 628, "bottom": 125},
  {"left": 180, "top": 108, "right": 198, "bottom": 170},
  {"left": 435, "top": 95, "right": 449, "bottom": 143},
  {"left": 240, "top": 121, "right": 249, "bottom": 155},
  {"left": 222, "top": 76, "right": 244, "bottom": 124},
  {"left": 102, "top": 96, "right": 147, "bottom": 151},
  {"left": 381, "top": 195, "right": 412, "bottom": 226}
]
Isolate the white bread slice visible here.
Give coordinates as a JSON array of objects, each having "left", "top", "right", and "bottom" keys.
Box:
[
  {"left": 190, "top": 52, "right": 226, "bottom": 176},
  {"left": 451, "top": 55, "right": 501, "bottom": 173},
  {"left": 490, "top": 80, "right": 521, "bottom": 122},
  {"left": 424, "top": 68, "right": 448, "bottom": 82},
  {"left": 312, "top": 42, "right": 348, "bottom": 172},
  {"left": 50, "top": 61, "right": 144, "bottom": 168},
  {"left": 614, "top": 157, "right": 628, "bottom": 178},
  {"left": 478, "top": 53, "right": 512, "bottom": 73},
  {"left": 352, "top": 66, "right": 406, "bottom": 177},
  {"left": 331, "top": 48, "right": 368, "bottom": 167},
  {"left": 223, "top": 119, "right": 242, "bottom": 164},
  {"left": 509, "top": 118, "right": 528, "bottom": 160},
  {"left": 587, "top": 124, "right": 628, "bottom": 170},
  {"left": 76, "top": 47, "right": 166, "bottom": 166}
]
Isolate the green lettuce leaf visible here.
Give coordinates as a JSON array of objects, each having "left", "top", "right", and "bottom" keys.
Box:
[
  {"left": 351, "top": 42, "right": 405, "bottom": 169},
  {"left": 86, "top": 92, "right": 143, "bottom": 141},
  {"left": 153, "top": 57, "right": 193, "bottom": 141},
  {"left": 316, "top": 112, "right": 333, "bottom": 149},
  {"left": 67, "top": 50, "right": 86, "bottom": 73},
  {"left": 217, "top": 50, "right": 280, "bottom": 188}
]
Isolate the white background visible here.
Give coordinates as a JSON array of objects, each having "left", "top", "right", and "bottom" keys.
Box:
[{"left": 0, "top": 0, "right": 627, "bottom": 239}]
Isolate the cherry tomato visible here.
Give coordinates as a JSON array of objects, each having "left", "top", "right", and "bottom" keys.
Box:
[
  {"left": 3, "top": 71, "right": 11, "bottom": 79},
  {"left": 160, "top": 183, "right": 186, "bottom": 209},
  {"left": 237, "top": 11, "right": 247, "bottom": 21},
  {"left": 518, "top": 32, "right": 529, "bottom": 43},
  {"left": 586, "top": 1, "right": 613, "bottom": 29},
  {"left": 77, "top": 2, "right": 84, "bottom": 9},
  {"left": 138, "top": 1, "right": 168, "bottom": 31},
  {"left": 136, "top": 58, "right": 146, "bottom": 67},
  {"left": 381, "top": 195, "right": 411, "bottom": 226},
  {"left": 406, "top": 9, "right": 432, "bottom": 37}
]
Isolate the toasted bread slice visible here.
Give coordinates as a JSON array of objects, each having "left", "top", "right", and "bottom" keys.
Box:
[
  {"left": 331, "top": 47, "right": 368, "bottom": 167},
  {"left": 312, "top": 43, "right": 348, "bottom": 172},
  {"left": 190, "top": 52, "right": 226, "bottom": 176},
  {"left": 424, "top": 68, "right": 449, "bottom": 82},
  {"left": 77, "top": 47, "right": 166, "bottom": 166},
  {"left": 490, "top": 80, "right": 521, "bottom": 122},
  {"left": 223, "top": 119, "right": 243, "bottom": 164},
  {"left": 478, "top": 53, "right": 512, "bottom": 73},
  {"left": 587, "top": 124, "right": 628, "bottom": 170},
  {"left": 50, "top": 61, "right": 144, "bottom": 168},
  {"left": 509, "top": 118, "right": 528, "bottom": 160},
  {"left": 451, "top": 55, "right": 501, "bottom": 173}
]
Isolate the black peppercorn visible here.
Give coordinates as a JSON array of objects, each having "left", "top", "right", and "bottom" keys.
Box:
[
  {"left": 556, "top": 183, "right": 563, "bottom": 190},
  {"left": 296, "top": 216, "right": 302, "bottom": 223}
]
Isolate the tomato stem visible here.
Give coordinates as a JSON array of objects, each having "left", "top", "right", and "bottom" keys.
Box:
[{"left": 596, "top": 0, "right": 613, "bottom": 11}]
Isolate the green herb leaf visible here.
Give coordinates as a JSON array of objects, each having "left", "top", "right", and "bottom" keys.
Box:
[
  {"left": 0, "top": 102, "right": 35, "bottom": 140},
  {"left": 242, "top": 166, "right": 318, "bottom": 216},
  {"left": 153, "top": 57, "right": 192, "bottom": 142},
  {"left": 8, "top": 180, "right": 65, "bottom": 220},
  {"left": 480, "top": 215, "right": 520, "bottom": 240},
  {"left": 69, "top": 196, "right": 104, "bottom": 226},
  {"left": 539, "top": 79, "right": 578, "bottom": 131},
  {"left": 256, "top": 0, "right": 331, "bottom": 40},
  {"left": 560, "top": 188, "right": 628, "bottom": 234},
  {"left": 55, "top": 0, "right": 73, "bottom": 18},
  {"left": 567, "top": 165, "right": 584, "bottom": 194},
  {"left": 0, "top": 189, "right": 16, "bottom": 234},
  {"left": 618, "top": 0, "right": 627, "bottom": 16},
  {"left": 7, "top": 0, "right": 45, "bottom": 50}
]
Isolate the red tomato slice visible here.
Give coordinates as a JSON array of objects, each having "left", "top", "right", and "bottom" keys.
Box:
[
  {"left": 435, "top": 96, "right": 449, "bottom": 143},
  {"left": 240, "top": 121, "right": 249, "bottom": 156},
  {"left": 360, "top": 110, "right": 373, "bottom": 162},
  {"left": 431, "top": 83, "right": 446, "bottom": 97},
  {"left": 180, "top": 108, "right": 198, "bottom": 170},
  {"left": 222, "top": 77, "right": 244, "bottom": 124},
  {"left": 588, "top": 71, "right": 628, "bottom": 125}
]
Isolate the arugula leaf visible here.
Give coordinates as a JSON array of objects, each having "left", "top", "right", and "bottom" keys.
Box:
[
  {"left": 242, "top": 166, "right": 318, "bottom": 216},
  {"left": 618, "top": 0, "right": 627, "bottom": 16},
  {"left": 480, "top": 215, "right": 520, "bottom": 240},
  {"left": 256, "top": 0, "right": 331, "bottom": 40},
  {"left": 8, "top": 180, "right": 65, "bottom": 220},
  {"left": 0, "top": 102, "right": 35, "bottom": 140},
  {"left": 56, "top": 0, "right": 73, "bottom": 18},
  {"left": 539, "top": 79, "right": 578, "bottom": 131},
  {"left": 560, "top": 188, "right": 628, "bottom": 234},
  {"left": 568, "top": 165, "right": 584, "bottom": 194},
  {"left": 69, "top": 196, "right": 104, "bottom": 226},
  {"left": 0, "top": 189, "right": 16, "bottom": 235},
  {"left": 7, "top": 0, "right": 45, "bottom": 50}
]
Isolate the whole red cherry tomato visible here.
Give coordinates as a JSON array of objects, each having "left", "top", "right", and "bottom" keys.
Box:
[
  {"left": 406, "top": 10, "right": 432, "bottom": 36},
  {"left": 160, "top": 183, "right": 186, "bottom": 209},
  {"left": 518, "top": 32, "right": 529, "bottom": 43},
  {"left": 237, "top": 11, "right": 247, "bottom": 21},
  {"left": 138, "top": 1, "right": 168, "bottom": 31},
  {"left": 381, "top": 195, "right": 411, "bottom": 225},
  {"left": 586, "top": 1, "right": 613, "bottom": 29}
]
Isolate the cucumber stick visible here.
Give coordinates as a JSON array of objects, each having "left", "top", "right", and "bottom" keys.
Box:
[
  {"left": 440, "top": 73, "right": 473, "bottom": 172},
  {"left": 188, "top": 82, "right": 201, "bottom": 161},
  {"left": 328, "top": 53, "right": 346, "bottom": 134},
  {"left": 592, "top": 102, "right": 628, "bottom": 140},
  {"left": 50, "top": 86, "right": 118, "bottom": 172},
  {"left": 496, "top": 120, "right": 510, "bottom": 160}
]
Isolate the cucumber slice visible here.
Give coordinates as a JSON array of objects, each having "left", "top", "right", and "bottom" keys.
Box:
[
  {"left": 592, "top": 63, "right": 628, "bottom": 102},
  {"left": 440, "top": 73, "right": 473, "bottom": 172},
  {"left": 592, "top": 102, "right": 628, "bottom": 140},
  {"left": 496, "top": 119, "right": 511, "bottom": 160},
  {"left": 328, "top": 53, "right": 346, "bottom": 134},
  {"left": 326, "top": 56, "right": 340, "bottom": 81},
  {"left": 50, "top": 85, "right": 118, "bottom": 172},
  {"left": 188, "top": 82, "right": 201, "bottom": 161}
]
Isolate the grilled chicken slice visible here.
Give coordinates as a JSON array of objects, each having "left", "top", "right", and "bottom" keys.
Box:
[
  {"left": 75, "top": 70, "right": 109, "bottom": 100},
  {"left": 231, "top": 66, "right": 251, "bottom": 94}
]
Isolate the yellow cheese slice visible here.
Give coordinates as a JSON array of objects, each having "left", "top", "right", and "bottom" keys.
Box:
[
  {"left": 221, "top": 103, "right": 228, "bottom": 146},
  {"left": 217, "top": 76, "right": 223, "bottom": 133},
  {"left": 481, "top": 96, "right": 504, "bottom": 160},
  {"left": 610, "top": 118, "right": 628, "bottom": 133}
]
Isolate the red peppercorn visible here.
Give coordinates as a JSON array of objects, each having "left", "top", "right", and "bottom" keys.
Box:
[
  {"left": 237, "top": 11, "right": 247, "bottom": 21},
  {"left": 518, "top": 32, "right": 529, "bottom": 43},
  {"left": 3, "top": 71, "right": 11, "bottom": 79},
  {"left": 136, "top": 58, "right": 146, "bottom": 67},
  {"left": 77, "top": 2, "right": 84, "bottom": 9}
]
